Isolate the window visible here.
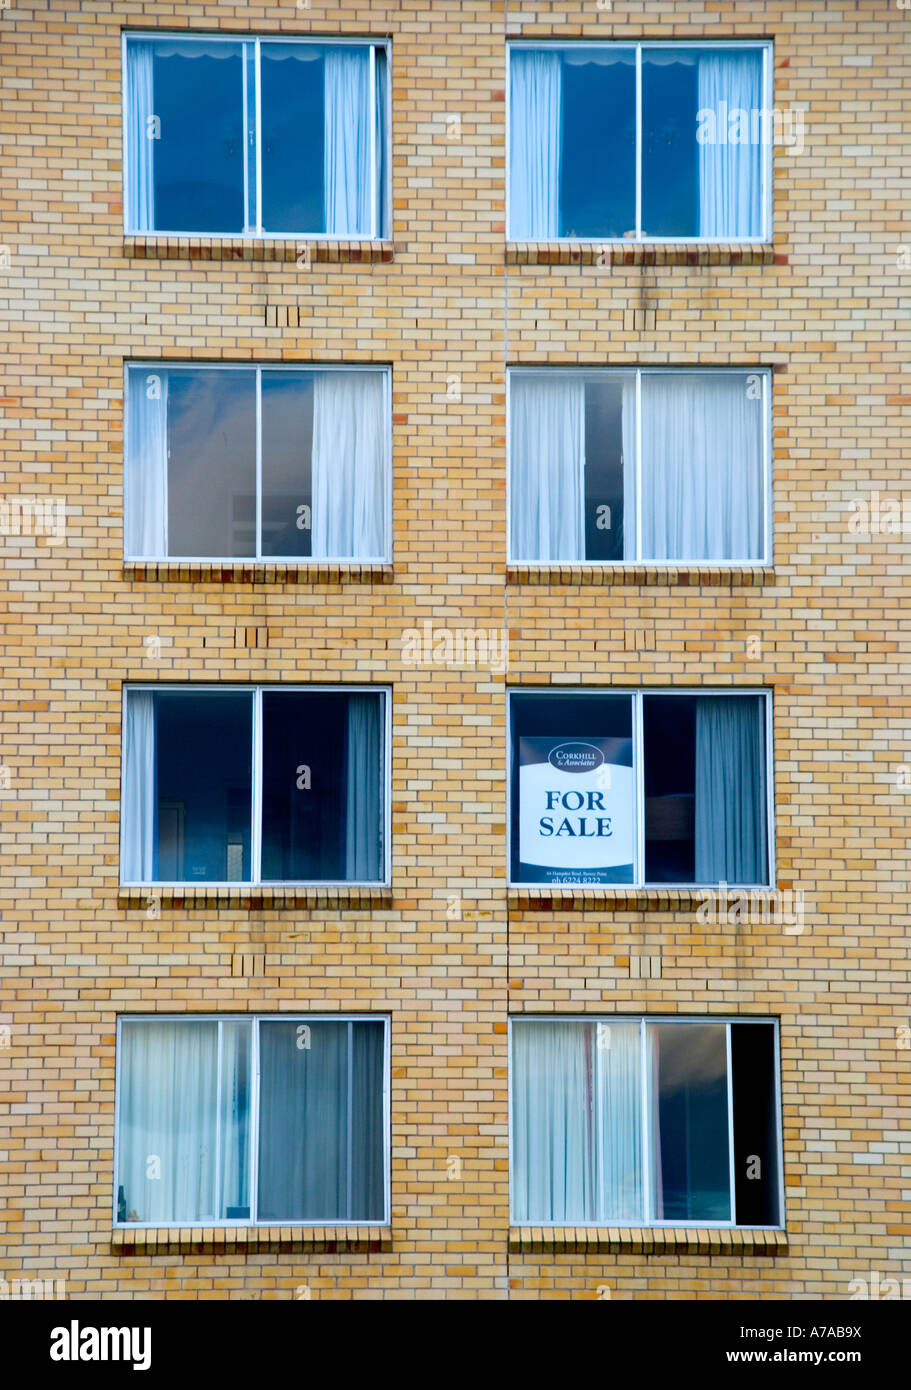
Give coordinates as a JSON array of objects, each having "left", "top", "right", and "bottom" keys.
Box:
[
  {"left": 509, "top": 690, "right": 771, "bottom": 887},
  {"left": 508, "top": 368, "right": 770, "bottom": 565},
  {"left": 510, "top": 1017, "right": 782, "bottom": 1228},
  {"left": 121, "top": 686, "right": 388, "bottom": 885},
  {"left": 508, "top": 42, "right": 770, "bottom": 242},
  {"left": 124, "top": 365, "right": 391, "bottom": 563},
  {"left": 115, "top": 1015, "right": 389, "bottom": 1226},
  {"left": 123, "top": 34, "right": 389, "bottom": 238}
]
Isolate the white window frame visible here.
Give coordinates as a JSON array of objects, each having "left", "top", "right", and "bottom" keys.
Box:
[
  {"left": 506, "top": 39, "right": 774, "bottom": 245},
  {"left": 123, "top": 361, "right": 393, "bottom": 565},
  {"left": 113, "top": 1012, "right": 391, "bottom": 1229},
  {"left": 507, "top": 1014, "right": 785, "bottom": 1230},
  {"left": 122, "top": 32, "right": 392, "bottom": 240},
  {"left": 119, "top": 683, "right": 392, "bottom": 888},
  {"left": 506, "top": 687, "right": 775, "bottom": 890},
  {"left": 505, "top": 365, "right": 773, "bottom": 568}
]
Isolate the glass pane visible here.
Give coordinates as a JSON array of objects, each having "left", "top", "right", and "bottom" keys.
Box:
[
  {"left": 643, "top": 695, "right": 696, "bottom": 884},
  {"left": 261, "top": 372, "right": 313, "bottom": 558},
  {"left": 639, "top": 372, "right": 765, "bottom": 563},
  {"left": 649, "top": 1023, "right": 731, "bottom": 1221},
  {"left": 166, "top": 370, "right": 256, "bottom": 558},
  {"left": 731, "top": 1023, "right": 780, "bottom": 1226},
  {"left": 261, "top": 43, "right": 325, "bottom": 233},
  {"left": 510, "top": 693, "right": 635, "bottom": 885},
  {"left": 117, "top": 1020, "right": 218, "bottom": 1223},
  {"left": 149, "top": 41, "right": 245, "bottom": 233},
  {"left": 219, "top": 1021, "right": 252, "bottom": 1220},
  {"left": 261, "top": 691, "right": 384, "bottom": 882},
  {"left": 693, "top": 695, "right": 768, "bottom": 885},
  {"left": 257, "top": 1020, "right": 349, "bottom": 1222},
  {"left": 512, "top": 1019, "right": 642, "bottom": 1224},
  {"left": 583, "top": 376, "right": 633, "bottom": 561},
  {"left": 350, "top": 1021, "right": 386, "bottom": 1220},
  {"left": 559, "top": 48, "right": 636, "bottom": 238},
  {"left": 642, "top": 48, "right": 763, "bottom": 238},
  {"left": 152, "top": 691, "right": 253, "bottom": 882}
]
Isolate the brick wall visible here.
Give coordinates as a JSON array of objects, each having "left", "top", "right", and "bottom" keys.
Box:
[{"left": 0, "top": 0, "right": 907, "bottom": 1299}]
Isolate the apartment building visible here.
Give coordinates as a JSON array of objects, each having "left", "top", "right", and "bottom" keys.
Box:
[{"left": 0, "top": 0, "right": 907, "bottom": 1301}]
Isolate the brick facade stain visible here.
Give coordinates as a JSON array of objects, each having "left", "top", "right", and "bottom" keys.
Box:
[{"left": 0, "top": 1, "right": 908, "bottom": 1298}]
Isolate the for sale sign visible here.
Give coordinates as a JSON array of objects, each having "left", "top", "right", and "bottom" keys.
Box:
[{"left": 516, "top": 736, "right": 635, "bottom": 884}]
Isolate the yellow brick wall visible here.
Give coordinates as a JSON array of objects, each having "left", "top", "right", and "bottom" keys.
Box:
[{"left": 0, "top": 0, "right": 907, "bottom": 1299}]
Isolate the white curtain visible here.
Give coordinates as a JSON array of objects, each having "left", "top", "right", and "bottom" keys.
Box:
[
  {"left": 122, "top": 691, "right": 156, "bottom": 882},
  {"left": 345, "top": 694, "right": 383, "bottom": 882},
  {"left": 125, "top": 39, "right": 155, "bottom": 233},
  {"left": 125, "top": 369, "right": 168, "bottom": 559},
  {"left": 509, "top": 50, "right": 561, "bottom": 239},
  {"left": 510, "top": 375, "right": 584, "bottom": 562},
  {"left": 620, "top": 376, "right": 637, "bottom": 560},
  {"left": 594, "top": 1021, "right": 643, "bottom": 1222},
  {"left": 698, "top": 52, "right": 762, "bottom": 239},
  {"left": 324, "top": 47, "right": 371, "bottom": 236},
  {"left": 512, "top": 1021, "right": 594, "bottom": 1223},
  {"left": 694, "top": 696, "right": 767, "bottom": 884},
  {"left": 311, "top": 371, "right": 386, "bottom": 559},
  {"left": 118, "top": 1021, "right": 218, "bottom": 1223},
  {"left": 640, "top": 374, "right": 763, "bottom": 562}
]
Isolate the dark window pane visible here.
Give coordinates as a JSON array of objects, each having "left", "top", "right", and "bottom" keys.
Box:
[
  {"left": 584, "top": 378, "right": 628, "bottom": 561},
  {"left": 166, "top": 370, "right": 256, "bottom": 558},
  {"left": 154, "top": 692, "right": 253, "bottom": 883},
  {"left": 732, "top": 1023, "right": 780, "bottom": 1226},
  {"left": 261, "top": 44, "right": 325, "bottom": 233},
  {"left": 151, "top": 45, "right": 244, "bottom": 233},
  {"left": 560, "top": 51, "right": 635, "bottom": 238},
  {"left": 261, "top": 372, "right": 314, "bottom": 558},
  {"left": 643, "top": 696, "right": 696, "bottom": 884},
  {"left": 257, "top": 1020, "right": 384, "bottom": 1222},
  {"left": 650, "top": 1023, "right": 731, "bottom": 1222},
  {"left": 261, "top": 691, "right": 384, "bottom": 882},
  {"left": 511, "top": 694, "right": 635, "bottom": 885},
  {"left": 642, "top": 52, "right": 700, "bottom": 237}
]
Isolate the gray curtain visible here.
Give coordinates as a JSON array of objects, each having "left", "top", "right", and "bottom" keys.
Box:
[
  {"left": 256, "top": 1020, "right": 384, "bottom": 1222},
  {"left": 694, "top": 696, "right": 767, "bottom": 884},
  {"left": 345, "top": 693, "right": 384, "bottom": 881}
]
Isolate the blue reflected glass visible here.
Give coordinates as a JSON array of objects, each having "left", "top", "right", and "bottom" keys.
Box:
[
  {"left": 151, "top": 42, "right": 244, "bottom": 233},
  {"left": 559, "top": 49, "right": 636, "bottom": 238},
  {"left": 260, "top": 44, "right": 325, "bottom": 233}
]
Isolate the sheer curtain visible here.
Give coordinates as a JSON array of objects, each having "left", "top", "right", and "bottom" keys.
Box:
[
  {"left": 125, "top": 368, "right": 168, "bottom": 559},
  {"left": 324, "top": 46, "right": 371, "bottom": 236},
  {"left": 640, "top": 374, "right": 763, "bottom": 562},
  {"left": 512, "top": 1021, "right": 594, "bottom": 1223},
  {"left": 509, "top": 50, "right": 561, "bottom": 239},
  {"left": 345, "top": 693, "right": 384, "bottom": 882},
  {"left": 698, "top": 51, "right": 762, "bottom": 239},
  {"left": 257, "top": 1020, "right": 348, "bottom": 1220},
  {"left": 125, "top": 39, "right": 155, "bottom": 232},
  {"left": 311, "top": 371, "right": 386, "bottom": 559},
  {"left": 118, "top": 1020, "right": 218, "bottom": 1223},
  {"left": 620, "top": 375, "right": 637, "bottom": 560},
  {"left": 647, "top": 1024, "right": 664, "bottom": 1220},
  {"left": 374, "top": 49, "right": 387, "bottom": 238},
  {"left": 510, "top": 375, "right": 584, "bottom": 562},
  {"left": 594, "top": 1021, "right": 643, "bottom": 1222},
  {"left": 694, "top": 696, "right": 768, "bottom": 884},
  {"left": 122, "top": 690, "right": 156, "bottom": 882}
]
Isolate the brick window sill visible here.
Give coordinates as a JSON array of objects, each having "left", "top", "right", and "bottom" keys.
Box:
[
  {"left": 507, "top": 887, "right": 767, "bottom": 912},
  {"left": 112, "top": 1226, "right": 391, "bottom": 1254},
  {"left": 506, "top": 565, "right": 774, "bottom": 588},
  {"left": 123, "top": 561, "right": 393, "bottom": 586},
  {"left": 510, "top": 1227, "right": 787, "bottom": 1255},
  {"left": 506, "top": 242, "right": 781, "bottom": 267},
  {"left": 118, "top": 885, "right": 392, "bottom": 910},
  {"left": 123, "top": 237, "right": 394, "bottom": 264}
]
